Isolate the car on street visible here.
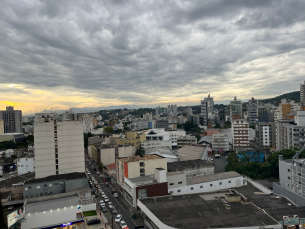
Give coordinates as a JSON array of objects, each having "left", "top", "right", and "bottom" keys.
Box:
[
  {"left": 104, "top": 198, "right": 109, "bottom": 202},
  {"left": 120, "top": 220, "right": 127, "bottom": 228},
  {"left": 110, "top": 207, "right": 117, "bottom": 214},
  {"left": 108, "top": 202, "right": 113, "bottom": 207},
  {"left": 114, "top": 193, "right": 119, "bottom": 198},
  {"left": 101, "top": 206, "right": 107, "bottom": 213},
  {"left": 111, "top": 190, "right": 116, "bottom": 194},
  {"left": 102, "top": 193, "right": 106, "bottom": 198},
  {"left": 87, "top": 218, "right": 100, "bottom": 225},
  {"left": 115, "top": 214, "right": 122, "bottom": 222},
  {"left": 105, "top": 182, "right": 109, "bottom": 186}
]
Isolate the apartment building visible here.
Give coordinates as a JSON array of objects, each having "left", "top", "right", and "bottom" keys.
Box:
[
  {"left": 275, "top": 119, "right": 295, "bottom": 151},
  {"left": 63, "top": 108, "right": 77, "bottom": 121},
  {"left": 248, "top": 98, "right": 258, "bottom": 125},
  {"left": 212, "top": 132, "right": 230, "bottom": 152},
  {"left": 301, "top": 80, "right": 305, "bottom": 107},
  {"left": 273, "top": 153, "right": 305, "bottom": 206},
  {"left": 229, "top": 97, "right": 243, "bottom": 121},
  {"left": 232, "top": 119, "right": 249, "bottom": 150},
  {"left": 0, "top": 120, "right": 4, "bottom": 134},
  {"left": 34, "top": 113, "right": 85, "bottom": 179},
  {"left": 255, "top": 122, "right": 276, "bottom": 150},
  {"left": 130, "top": 121, "right": 148, "bottom": 130},
  {"left": 156, "top": 120, "right": 168, "bottom": 129},
  {"left": 177, "top": 136, "right": 197, "bottom": 149},
  {"left": 0, "top": 106, "right": 22, "bottom": 133},
  {"left": 274, "top": 99, "right": 300, "bottom": 120},
  {"left": 200, "top": 95, "right": 214, "bottom": 126},
  {"left": 116, "top": 154, "right": 167, "bottom": 188},
  {"left": 115, "top": 131, "right": 146, "bottom": 148},
  {"left": 80, "top": 114, "right": 94, "bottom": 133}
]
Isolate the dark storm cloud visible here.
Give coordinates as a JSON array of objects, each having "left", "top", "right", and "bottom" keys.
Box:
[{"left": 0, "top": 0, "right": 304, "bottom": 104}]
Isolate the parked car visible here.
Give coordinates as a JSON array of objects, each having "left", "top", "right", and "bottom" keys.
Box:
[
  {"left": 120, "top": 220, "right": 127, "bottom": 228},
  {"left": 115, "top": 214, "right": 122, "bottom": 222},
  {"left": 87, "top": 218, "right": 100, "bottom": 225},
  {"left": 101, "top": 206, "right": 107, "bottom": 213},
  {"left": 105, "top": 182, "right": 109, "bottom": 186},
  {"left": 108, "top": 202, "right": 113, "bottom": 207},
  {"left": 111, "top": 190, "right": 116, "bottom": 194},
  {"left": 110, "top": 207, "right": 117, "bottom": 214},
  {"left": 114, "top": 193, "right": 119, "bottom": 198},
  {"left": 102, "top": 193, "right": 106, "bottom": 198},
  {"left": 104, "top": 198, "right": 109, "bottom": 202},
  {"left": 97, "top": 171, "right": 100, "bottom": 175}
]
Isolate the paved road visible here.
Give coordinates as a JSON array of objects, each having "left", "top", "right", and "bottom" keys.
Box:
[{"left": 85, "top": 159, "right": 136, "bottom": 229}]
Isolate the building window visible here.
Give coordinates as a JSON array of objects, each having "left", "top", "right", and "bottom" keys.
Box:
[
  {"left": 140, "top": 162, "right": 144, "bottom": 167},
  {"left": 28, "top": 187, "right": 31, "bottom": 190},
  {"left": 26, "top": 195, "right": 28, "bottom": 198},
  {"left": 56, "top": 165, "right": 58, "bottom": 170},
  {"left": 219, "top": 182, "right": 222, "bottom": 185},
  {"left": 228, "top": 181, "right": 231, "bottom": 183},
  {"left": 200, "top": 186, "right": 203, "bottom": 188},
  {"left": 56, "top": 171, "right": 59, "bottom": 175},
  {"left": 36, "top": 186, "right": 40, "bottom": 189},
  {"left": 54, "top": 183, "right": 59, "bottom": 186},
  {"left": 170, "top": 183, "right": 174, "bottom": 186},
  {"left": 40, "top": 193, "right": 43, "bottom": 196},
  {"left": 178, "top": 181, "right": 182, "bottom": 184},
  {"left": 140, "top": 168, "right": 145, "bottom": 174},
  {"left": 44, "top": 184, "right": 47, "bottom": 187},
  {"left": 210, "top": 184, "right": 213, "bottom": 187},
  {"left": 170, "top": 191, "right": 173, "bottom": 194},
  {"left": 288, "top": 176, "right": 290, "bottom": 180},
  {"left": 25, "top": 187, "right": 28, "bottom": 191},
  {"left": 45, "top": 192, "right": 47, "bottom": 195},
  {"left": 177, "top": 190, "right": 181, "bottom": 193},
  {"left": 288, "top": 169, "right": 290, "bottom": 172},
  {"left": 49, "top": 184, "right": 52, "bottom": 187},
  {"left": 35, "top": 194, "right": 38, "bottom": 197},
  {"left": 298, "top": 173, "right": 301, "bottom": 176},
  {"left": 190, "top": 187, "right": 194, "bottom": 190}
]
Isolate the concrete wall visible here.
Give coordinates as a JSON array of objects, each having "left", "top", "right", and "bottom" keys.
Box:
[
  {"left": 273, "top": 182, "right": 305, "bottom": 206},
  {"left": 167, "top": 173, "right": 187, "bottom": 189},
  {"left": 24, "top": 179, "right": 65, "bottom": 199},
  {"left": 118, "top": 146, "right": 135, "bottom": 158},
  {"left": 100, "top": 148, "right": 115, "bottom": 166},
  {"left": 65, "top": 177, "right": 88, "bottom": 192},
  {"left": 244, "top": 176, "right": 272, "bottom": 194},
  {"left": 168, "top": 176, "right": 246, "bottom": 195},
  {"left": 128, "top": 158, "right": 167, "bottom": 178},
  {"left": 82, "top": 203, "right": 96, "bottom": 212}
]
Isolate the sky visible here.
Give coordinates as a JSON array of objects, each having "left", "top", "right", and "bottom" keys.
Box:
[{"left": 0, "top": 0, "right": 305, "bottom": 115}]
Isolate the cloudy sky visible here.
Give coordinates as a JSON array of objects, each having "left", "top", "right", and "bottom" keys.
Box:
[{"left": 0, "top": 0, "right": 305, "bottom": 114}]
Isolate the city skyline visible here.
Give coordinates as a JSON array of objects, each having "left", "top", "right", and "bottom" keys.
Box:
[{"left": 0, "top": 0, "right": 304, "bottom": 115}]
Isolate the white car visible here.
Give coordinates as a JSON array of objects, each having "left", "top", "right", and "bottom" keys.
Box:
[
  {"left": 100, "top": 200, "right": 105, "bottom": 206},
  {"left": 120, "top": 220, "right": 127, "bottom": 228},
  {"left": 102, "top": 194, "right": 106, "bottom": 198},
  {"left": 104, "top": 198, "right": 109, "bottom": 202},
  {"left": 108, "top": 202, "right": 113, "bottom": 207},
  {"left": 115, "top": 214, "right": 122, "bottom": 222}
]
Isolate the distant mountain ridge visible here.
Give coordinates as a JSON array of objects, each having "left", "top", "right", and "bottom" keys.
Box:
[{"left": 34, "top": 91, "right": 300, "bottom": 116}]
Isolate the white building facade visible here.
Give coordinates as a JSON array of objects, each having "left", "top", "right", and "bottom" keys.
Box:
[
  {"left": 17, "top": 158, "right": 35, "bottom": 176},
  {"left": 34, "top": 113, "right": 85, "bottom": 179},
  {"left": 81, "top": 114, "right": 94, "bottom": 133}
]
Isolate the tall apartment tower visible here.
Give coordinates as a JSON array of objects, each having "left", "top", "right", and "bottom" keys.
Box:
[
  {"left": 230, "top": 97, "right": 243, "bottom": 121},
  {"left": 201, "top": 94, "right": 214, "bottom": 126},
  {"left": 232, "top": 119, "right": 249, "bottom": 150},
  {"left": 248, "top": 98, "right": 258, "bottom": 125},
  {"left": 63, "top": 108, "right": 77, "bottom": 121},
  {"left": 301, "top": 80, "right": 305, "bottom": 107},
  {"left": 0, "top": 106, "right": 22, "bottom": 133},
  {"left": 34, "top": 113, "right": 85, "bottom": 179}
]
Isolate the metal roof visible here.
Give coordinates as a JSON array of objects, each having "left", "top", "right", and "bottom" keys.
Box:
[{"left": 187, "top": 171, "right": 241, "bottom": 185}]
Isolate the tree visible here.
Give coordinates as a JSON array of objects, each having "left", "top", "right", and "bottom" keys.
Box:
[
  {"left": 223, "top": 121, "right": 231, "bottom": 129},
  {"left": 249, "top": 124, "right": 255, "bottom": 129},
  {"left": 195, "top": 134, "right": 201, "bottom": 142},
  {"left": 104, "top": 127, "right": 114, "bottom": 133},
  {"left": 213, "top": 122, "right": 221, "bottom": 129},
  {"left": 26, "top": 135, "right": 34, "bottom": 143},
  {"left": 184, "top": 121, "right": 198, "bottom": 132},
  {"left": 113, "top": 129, "right": 122, "bottom": 134},
  {"left": 11, "top": 154, "right": 17, "bottom": 159},
  {"left": 98, "top": 163, "right": 104, "bottom": 172},
  {"left": 135, "top": 145, "right": 145, "bottom": 157}
]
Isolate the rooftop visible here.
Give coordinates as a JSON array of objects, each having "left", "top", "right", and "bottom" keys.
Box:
[
  {"left": 0, "top": 172, "right": 35, "bottom": 188},
  {"left": 117, "top": 154, "right": 164, "bottom": 163},
  {"left": 177, "top": 145, "right": 206, "bottom": 161},
  {"left": 0, "top": 133, "right": 24, "bottom": 136},
  {"left": 24, "top": 172, "right": 87, "bottom": 184},
  {"left": 167, "top": 159, "right": 213, "bottom": 172},
  {"left": 187, "top": 171, "right": 241, "bottom": 185},
  {"left": 128, "top": 175, "right": 155, "bottom": 184},
  {"left": 106, "top": 162, "right": 116, "bottom": 170},
  {"left": 1, "top": 191, "right": 11, "bottom": 199},
  {"left": 145, "top": 147, "right": 177, "bottom": 159},
  {"left": 198, "top": 136, "right": 212, "bottom": 144},
  {"left": 139, "top": 191, "right": 278, "bottom": 229}
]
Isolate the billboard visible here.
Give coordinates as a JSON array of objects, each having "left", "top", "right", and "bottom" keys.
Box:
[
  {"left": 7, "top": 206, "right": 25, "bottom": 227},
  {"left": 284, "top": 217, "right": 299, "bottom": 226}
]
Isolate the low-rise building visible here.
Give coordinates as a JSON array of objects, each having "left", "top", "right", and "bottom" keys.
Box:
[
  {"left": 177, "top": 136, "right": 197, "bottom": 149},
  {"left": 116, "top": 154, "right": 167, "bottom": 188},
  {"left": 0, "top": 133, "right": 26, "bottom": 143},
  {"left": 124, "top": 168, "right": 168, "bottom": 208},
  {"left": 156, "top": 120, "right": 168, "bottom": 129},
  {"left": 141, "top": 140, "right": 172, "bottom": 149},
  {"left": 168, "top": 171, "right": 246, "bottom": 195},
  {"left": 23, "top": 172, "right": 88, "bottom": 199},
  {"left": 212, "top": 132, "right": 230, "bottom": 152},
  {"left": 90, "top": 143, "right": 135, "bottom": 165},
  {"left": 167, "top": 159, "right": 214, "bottom": 177},
  {"left": 130, "top": 121, "right": 149, "bottom": 130},
  {"left": 17, "top": 157, "right": 35, "bottom": 176},
  {"left": 145, "top": 147, "right": 178, "bottom": 162}
]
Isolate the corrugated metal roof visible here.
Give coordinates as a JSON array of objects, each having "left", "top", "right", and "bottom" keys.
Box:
[{"left": 177, "top": 145, "right": 206, "bottom": 161}]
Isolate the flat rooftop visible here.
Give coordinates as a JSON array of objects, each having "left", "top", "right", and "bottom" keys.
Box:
[
  {"left": 117, "top": 154, "right": 164, "bottom": 163},
  {"left": 128, "top": 175, "right": 155, "bottom": 184},
  {"left": 25, "top": 172, "right": 87, "bottom": 184},
  {"left": 167, "top": 159, "right": 213, "bottom": 172},
  {"left": 139, "top": 191, "right": 278, "bottom": 229},
  {"left": 0, "top": 172, "right": 35, "bottom": 188},
  {"left": 187, "top": 171, "right": 241, "bottom": 185}
]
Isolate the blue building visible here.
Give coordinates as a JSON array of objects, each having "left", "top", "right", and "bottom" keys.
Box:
[{"left": 237, "top": 151, "right": 265, "bottom": 162}]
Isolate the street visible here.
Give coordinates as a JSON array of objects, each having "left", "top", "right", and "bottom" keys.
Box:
[{"left": 85, "top": 158, "right": 137, "bottom": 229}]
